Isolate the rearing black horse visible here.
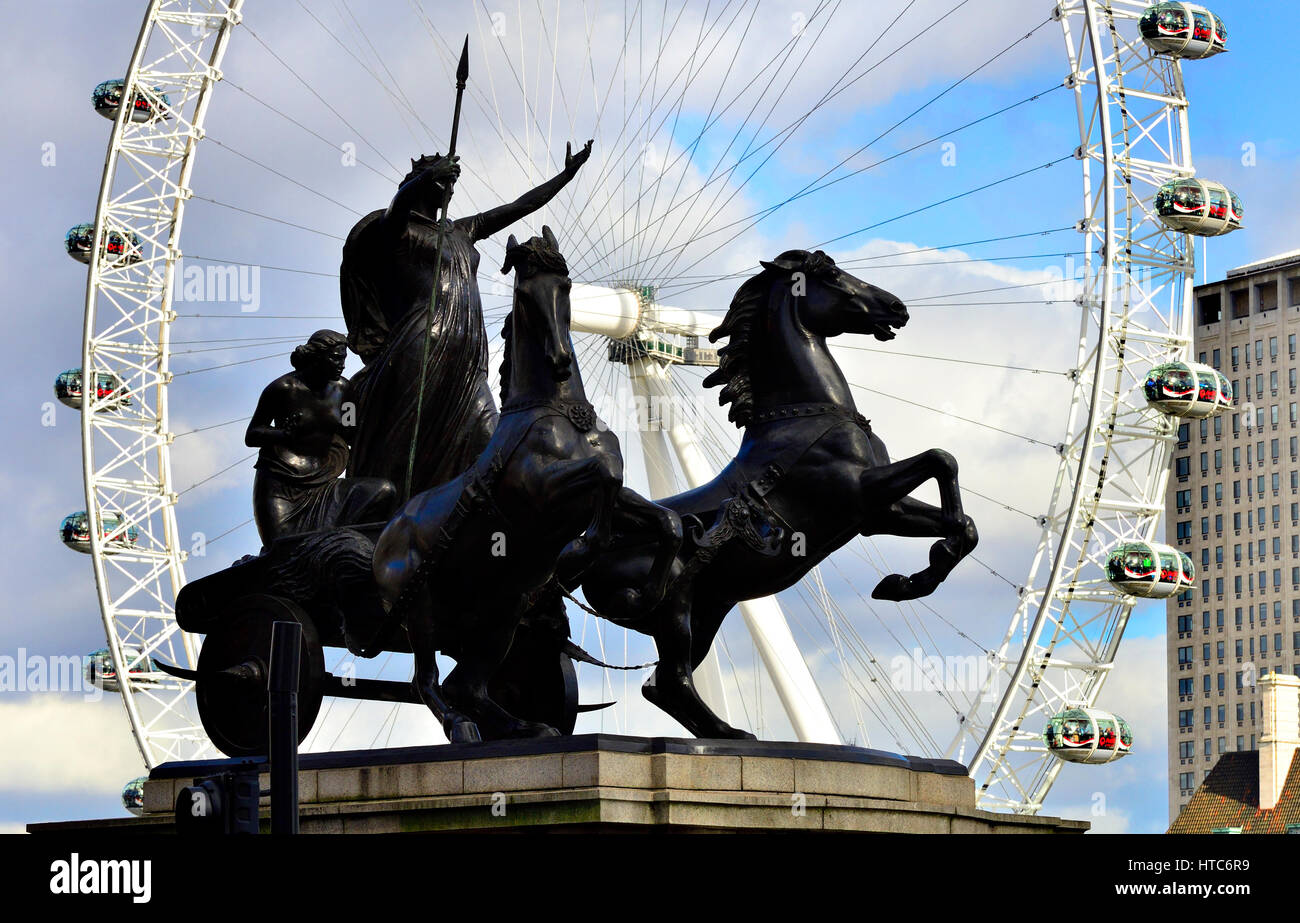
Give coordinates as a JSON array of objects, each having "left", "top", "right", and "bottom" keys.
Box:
[
  {"left": 372, "top": 228, "right": 681, "bottom": 742},
  {"left": 576, "top": 249, "right": 978, "bottom": 739}
]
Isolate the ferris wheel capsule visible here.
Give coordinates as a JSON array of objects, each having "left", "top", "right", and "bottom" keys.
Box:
[
  {"left": 1043, "top": 707, "right": 1133, "bottom": 764},
  {"left": 121, "top": 776, "right": 147, "bottom": 817},
  {"left": 92, "top": 79, "right": 171, "bottom": 123},
  {"left": 1144, "top": 361, "right": 1232, "bottom": 418},
  {"left": 65, "top": 223, "right": 143, "bottom": 267},
  {"left": 1105, "top": 540, "right": 1195, "bottom": 598},
  {"left": 1154, "top": 178, "right": 1243, "bottom": 236},
  {"left": 59, "top": 511, "right": 139, "bottom": 555},
  {"left": 54, "top": 368, "right": 131, "bottom": 412},
  {"left": 85, "top": 647, "right": 156, "bottom": 693},
  {"left": 1139, "top": 3, "right": 1226, "bottom": 59}
]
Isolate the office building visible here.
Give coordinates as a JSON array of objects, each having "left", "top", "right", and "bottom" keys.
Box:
[{"left": 1166, "top": 250, "right": 1300, "bottom": 824}]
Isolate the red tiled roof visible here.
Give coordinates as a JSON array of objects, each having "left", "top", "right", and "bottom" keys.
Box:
[{"left": 1167, "top": 749, "right": 1300, "bottom": 834}]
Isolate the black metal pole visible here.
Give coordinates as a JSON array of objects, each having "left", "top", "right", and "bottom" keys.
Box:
[{"left": 268, "top": 620, "right": 301, "bottom": 835}]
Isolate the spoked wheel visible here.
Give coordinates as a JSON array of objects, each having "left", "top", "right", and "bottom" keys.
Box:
[{"left": 195, "top": 594, "right": 325, "bottom": 758}]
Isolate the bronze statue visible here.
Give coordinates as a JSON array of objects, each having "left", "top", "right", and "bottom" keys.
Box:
[
  {"left": 172, "top": 39, "right": 982, "bottom": 755},
  {"left": 372, "top": 229, "right": 681, "bottom": 742},
  {"left": 570, "top": 250, "right": 979, "bottom": 738},
  {"left": 339, "top": 140, "right": 593, "bottom": 501},
  {"left": 245, "top": 330, "right": 398, "bottom": 547}
]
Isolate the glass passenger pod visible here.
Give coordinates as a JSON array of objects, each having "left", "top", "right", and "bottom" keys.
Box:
[
  {"left": 1043, "top": 707, "right": 1134, "bottom": 764},
  {"left": 54, "top": 368, "right": 131, "bottom": 411},
  {"left": 121, "top": 776, "right": 148, "bottom": 817},
  {"left": 1105, "top": 540, "right": 1194, "bottom": 598},
  {"left": 85, "top": 647, "right": 156, "bottom": 693},
  {"left": 1154, "top": 178, "right": 1243, "bottom": 237},
  {"left": 64, "top": 223, "right": 143, "bottom": 266},
  {"left": 1144, "top": 361, "right": 1231, "bottom": 418},
  {"left": 1139, "top": 3, "right": 1226, "bottom": 58},
  {"left": 59, "top": 511, "right": 139, "bottom": 555},
  {"left": 91, "top": 79, "right": 171, "bottom": 123}
]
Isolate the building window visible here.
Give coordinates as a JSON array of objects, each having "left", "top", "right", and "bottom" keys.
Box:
[
  {"left": 1176, "top": 456, "right": 1191, "bottom": 478},
  {"left": 1200, "top": 293, "right": 1223, "bottom": 324}
]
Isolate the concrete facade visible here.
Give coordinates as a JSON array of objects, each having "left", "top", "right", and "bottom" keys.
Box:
[{"left": 1166, "top": 250, "right": 1300, "bottom": 824}]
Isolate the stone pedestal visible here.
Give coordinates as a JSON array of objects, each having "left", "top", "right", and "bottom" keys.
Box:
[{"left": 32, "top": 735, "right": 1088, "bottom": 834}]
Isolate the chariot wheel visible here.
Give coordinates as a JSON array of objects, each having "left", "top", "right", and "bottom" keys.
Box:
[
  {"left": 194, "top": 594, "right": 325, "bottom": 758},
  {"left": 69, "top": 1, "right": 1238, "bottom": 817}
]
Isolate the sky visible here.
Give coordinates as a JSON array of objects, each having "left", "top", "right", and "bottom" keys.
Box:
[{"left": 1, "top": 0, "right": 1296, "bottom": 835}]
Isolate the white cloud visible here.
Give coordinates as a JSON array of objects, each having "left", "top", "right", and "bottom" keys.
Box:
[{"left": 0, "top": 696, "right": 144, "bottom": 796}]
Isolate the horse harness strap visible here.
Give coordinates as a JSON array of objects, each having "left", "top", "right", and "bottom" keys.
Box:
[
  {"left": 683, "top": 405, "right": 871, "bottom": 576},
  {"left": 501, "top": 395, "right": 600, "bottom": 433}
]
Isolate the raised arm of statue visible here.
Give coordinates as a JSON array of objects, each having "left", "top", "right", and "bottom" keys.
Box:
[{"left": 461, "top": 140, "right": 592, "bottom": 242}]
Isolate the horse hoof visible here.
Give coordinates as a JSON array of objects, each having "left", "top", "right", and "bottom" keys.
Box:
[
  {"left": 447, "top": 719, "right": 482, "bottom": 744},
  {"left": 508, "top": 721, "right": 560, "bottom": 739},
  {"left": 872, "top": 574, "right": 911, "bottom": 601},
  {"left": 715, "top": 726, "right": 757, "bottom": 741}
]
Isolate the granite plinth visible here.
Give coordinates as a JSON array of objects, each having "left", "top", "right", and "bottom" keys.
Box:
[{"left": 29, "top": 734, "right": 1088, "bottom": 834}]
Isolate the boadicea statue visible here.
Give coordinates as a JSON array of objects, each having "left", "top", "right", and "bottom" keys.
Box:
[
  {"left": 372, "top": 228, "right": 682, "bottom": 743},
  {"left": 244, "top": 329, "right": 398, "bottom": 548},
  {"left": 164, "top": 40, "right": 979, "bottom": 755},
  {"left": 340, "top": 126, "right": 593, "bottom": 499},
  {"left": 570, "top": 250, "right": 980, "bottom": 739}
]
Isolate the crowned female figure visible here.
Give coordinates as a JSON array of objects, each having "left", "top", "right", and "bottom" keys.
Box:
[{"left": 339, "top": 141, "right": 592, "bottom": 498}]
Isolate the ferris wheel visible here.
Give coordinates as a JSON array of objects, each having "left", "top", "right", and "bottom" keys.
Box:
[{"left": 66, "top": 0, "right": 1240, "bottom": 816}]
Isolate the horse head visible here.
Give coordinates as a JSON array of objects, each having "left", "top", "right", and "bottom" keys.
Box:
[
  {"left": 704, "top": 249, "right": 909, "bottom": 426},
  {"left": 758, "top": 249, "right": 908, "bottom": 342},
  {"left": 499, "top": 226, "right": 575, "bottom": 397}
]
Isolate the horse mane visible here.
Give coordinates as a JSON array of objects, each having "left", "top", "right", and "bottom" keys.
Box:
[
  {"left": 498, "top": 229, "right": 569, "bottom": 402},
  {"left": 704, "top": 249, "right": 836, "bottom": 427},
  {"left": 702, "top": 271, "right": 771, "bottom": 427}
]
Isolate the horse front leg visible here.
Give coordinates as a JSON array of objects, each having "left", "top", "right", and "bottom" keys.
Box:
[
  {"left": 859, "top": 450, "right": 979, "bottom": 601},
  {"left": 402, "top": 588, "right": 481, "bottom": 744},
  {"left": 546, "top": 456, "right": 620, "bottom": 580},
  {"left": 643, "top": 586, "right": 755, "bottom": 740},
  {"left": 441, "top": 601, "right": 561, "bottom": 740},
  {"left": 608, "top": 487, "right": 682, "bottom": 611}
]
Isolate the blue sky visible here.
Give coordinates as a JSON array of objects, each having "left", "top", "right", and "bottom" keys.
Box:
[{"left": 2, "top": 1, "right": 1296, "bottom": 835}]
